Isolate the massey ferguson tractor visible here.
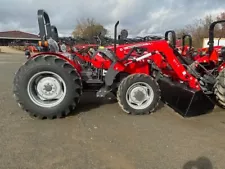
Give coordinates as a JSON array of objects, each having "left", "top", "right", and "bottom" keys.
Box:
[{"left": 13, "top": 9, "right": 225, "bottom": 119}]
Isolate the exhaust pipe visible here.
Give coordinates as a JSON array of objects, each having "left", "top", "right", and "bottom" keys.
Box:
[
  {"left": 218, "top": 37, "right": 222, "bottom": 46},
  {"left": 114, "top": 21, "right": 119, "bottom": 54}
]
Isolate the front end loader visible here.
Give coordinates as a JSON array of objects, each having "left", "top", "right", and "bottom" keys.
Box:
[{"left": 12, "top": 9, "right": 225, "bottom": 119}]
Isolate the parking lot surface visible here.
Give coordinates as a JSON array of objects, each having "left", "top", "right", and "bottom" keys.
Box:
[{"left": 0, "top": 53, "right": 225, "bottom": 169}]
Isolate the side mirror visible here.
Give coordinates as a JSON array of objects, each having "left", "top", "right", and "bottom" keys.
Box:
[
  {"left": 120, "top": 29, "right": 128, "bottom": 39},
  {"left": 99, "top": 29, "right": 107, "bottom": 37}
]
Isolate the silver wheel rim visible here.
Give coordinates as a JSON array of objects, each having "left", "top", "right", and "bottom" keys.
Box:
[
  {"left": 126, "top": 82, "right": 154, "bottom": 110},
  {"left": 27, "top": 71, "right": 67, "bottom": 108}
]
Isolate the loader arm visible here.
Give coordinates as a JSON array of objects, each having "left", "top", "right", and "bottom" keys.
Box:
[
  {"left": 147, "top": 41, "right": 215, "bottom": 117},
  {"left": 121, "top": 40, "right": 200, "bottom": 89},
  {"left": 148, "top": 41, "right": 200, "bottom": 90}
]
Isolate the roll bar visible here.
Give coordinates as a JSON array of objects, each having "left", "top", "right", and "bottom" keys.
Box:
[
  {"left": 208, "top": 20, "right": 225, "bottom": 54},
  {"left": 182, "top": 34, "right": 192, "bottom": 52},
  {"left": 165, "top": 30, "right": 176, "bottom": 49},
  {"left": 37, "top": 9, "right": 52, "bottom": 41}
]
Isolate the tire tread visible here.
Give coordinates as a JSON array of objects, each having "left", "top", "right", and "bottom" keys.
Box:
[
  {"left": 215, "top": 69, "right": 225, "bottom": 108},
  {"left": 117, "top": 73, "right": 161, "bottom": 115},
  {"left": 13, "top": 55, "right": 82, "bottom": 119}
]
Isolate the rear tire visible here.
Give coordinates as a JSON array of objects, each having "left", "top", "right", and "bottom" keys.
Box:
[
  {"left": 117, "top": 74, "right": 161, "bottom": 115},
  {"left": 214, "top": 69, "right": 225, "bottom": 108},
  {"left": 13, "top": 55, "right": 82, "bottom": 119}
]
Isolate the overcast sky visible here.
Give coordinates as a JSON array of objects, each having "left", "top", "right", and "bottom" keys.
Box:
[{"left": 0, "top": 0, "right": 224, "bottom": 37}]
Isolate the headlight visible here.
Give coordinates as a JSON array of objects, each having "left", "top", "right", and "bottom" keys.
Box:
[{"left": 60, "top": 44, "right": 67, "bottom": 53}]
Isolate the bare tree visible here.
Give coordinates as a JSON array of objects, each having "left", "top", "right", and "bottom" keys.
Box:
[
  {"left": 216, "top": 12, "right": 225, "bottom": 39},
  {"left": 72, "top": 18, "right": 107, "bottom": 40},
  {"left": 177, "top": 12, "right": 225, "bottom": 48}
]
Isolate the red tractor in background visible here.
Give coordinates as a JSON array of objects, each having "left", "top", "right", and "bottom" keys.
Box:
[
  {"left": 164, "top": 28, "right": 225, "bottom": 108},
  {"left": 13, "top": 9, "right": 225, "bottom": 120},
  {"left": 167, "top": 30, "right": 225, "bottom": 66}
]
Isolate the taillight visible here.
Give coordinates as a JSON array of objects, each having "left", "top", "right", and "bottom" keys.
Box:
[{"left": 38, "top": 41, "right": 48, "bottom": 47}]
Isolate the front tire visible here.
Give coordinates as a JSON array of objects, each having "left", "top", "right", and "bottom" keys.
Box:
[
  {"left": 117, "top": 74, "right": 161, "bottom": 115},
  {"left": 214, "top": 69, "right": 225, "bottom": 108},
  {"left": 13, "top": 55, "right": 82, "bottom": 119}
]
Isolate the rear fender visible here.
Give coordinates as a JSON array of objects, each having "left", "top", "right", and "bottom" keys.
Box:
[
  {"left": 209, "top": 49, "right": 219, "bottom": 64},
  {"left": 30, "top": 52, "right": 82, "bottom": 73},
  {"left": 196, "top": 56, "right": 210, "bottom": 63}
]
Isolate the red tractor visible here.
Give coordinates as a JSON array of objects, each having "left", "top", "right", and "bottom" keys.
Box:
[
  {"left": 168, "top": 30, "right": 225, "bottom": 66},
  {"left": 13, "top": 9, "right": 225, "bottom": 119}
]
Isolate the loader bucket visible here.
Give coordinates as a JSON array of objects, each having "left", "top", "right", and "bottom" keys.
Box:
[{"left": 158, "top": 78, "right": 215, "bottom": 117}]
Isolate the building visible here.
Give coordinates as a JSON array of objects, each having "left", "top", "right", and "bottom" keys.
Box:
[
  {"left": 203, "top": 38, "right": 225, "bottom": 48},
  {"left": 0, "top": 30, "right": 40, "bottom": 46}
]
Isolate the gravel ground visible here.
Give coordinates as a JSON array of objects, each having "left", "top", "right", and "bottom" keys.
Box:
[
  {"left": 0, "top": 46, "right": 24, "bottom": 54},
  {"left": 0, "top": 53, "right": 225, "bottom": 169}
]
